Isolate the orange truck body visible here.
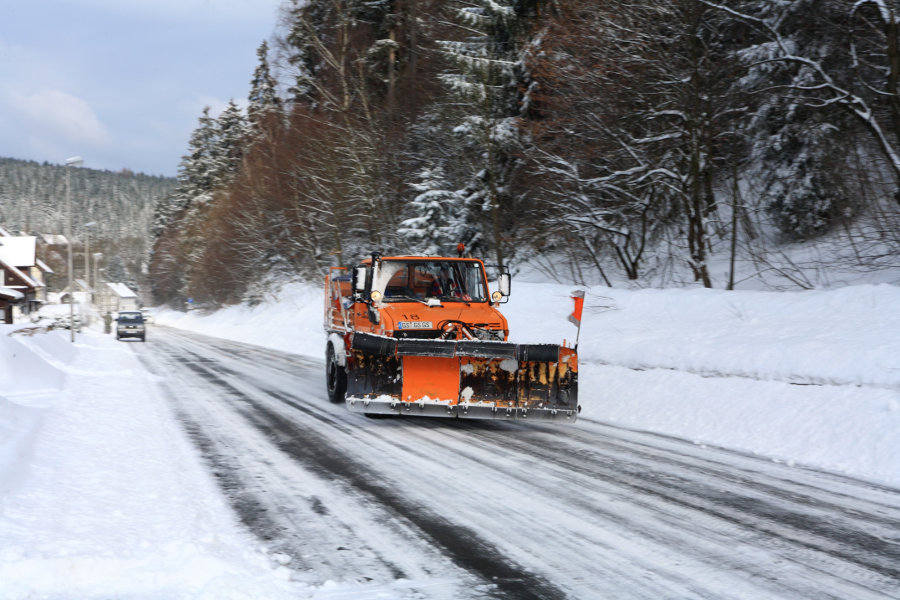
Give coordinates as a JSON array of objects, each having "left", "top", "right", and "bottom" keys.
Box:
[{"left": 324, "top": 254, "right": 579, "bottom": 421}]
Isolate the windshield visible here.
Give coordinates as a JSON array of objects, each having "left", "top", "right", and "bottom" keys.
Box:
[
  {"left": 374, "top": 260, "right": 488, "bottom": 303},
  {"left": 118, "top": 313, "right": 143, "bottom": 322}
]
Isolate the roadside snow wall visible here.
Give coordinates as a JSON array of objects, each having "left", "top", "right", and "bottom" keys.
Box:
[{"left": 0, "top": 326, "right": 71, "bottom": 492}]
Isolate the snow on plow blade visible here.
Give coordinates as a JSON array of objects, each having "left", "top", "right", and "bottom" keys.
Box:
[{"left": 345, "top": 332, "right": 579, "bottom": 422}]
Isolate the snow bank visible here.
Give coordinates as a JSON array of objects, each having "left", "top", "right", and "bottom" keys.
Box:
[
  {"left": 155, "top": 281, "right": 900, "bottom": 488},
  {"left": 0, "top": 325, "right": 70, "bottom": 397},
  {"left": 567, "top": 284, "right": 900, "bottom": 388},
  {"left": 154, "top": 282, "right": 324, "bottom": 357},
  {"left": 512, "top": 282, "right": 900, "bottom": 485},
  {"left": 0, "top": 325, "right": 304, "bottom": 599},
  {"left": 0, "top": 325, "right": 72, "bottom": 493}
]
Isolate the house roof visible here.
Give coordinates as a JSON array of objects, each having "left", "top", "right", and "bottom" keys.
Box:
[
  {"left": 62, "top": 279, "right": 91, "bottom": 293},
  {"left": 0, "top": 257, "right": 42, "bottom": 289},
  {"left": 105, "top": 282, "right": 137, "bottom": 298},
  {"left": 0, "top": 236, "right": 37, "bottom": 267},
  {"left": 36, "top": 258, "right": 54, "bottom": 274},
  {"left": 0, "top": 286, "right": 24, "bottom": 301},
  {"left": 41, "top": 233, "right": 69, "bottom": 245}
]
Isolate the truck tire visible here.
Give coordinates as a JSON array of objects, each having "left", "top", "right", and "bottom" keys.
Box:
[{"left": 326, "top": 342, "right": 347, "bottom": 404}]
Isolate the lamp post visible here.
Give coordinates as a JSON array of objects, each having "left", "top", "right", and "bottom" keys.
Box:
[
  {"left": 93, "top": 252, "right": 103, "bottom": 309},
  {"left": 83, "top": 221, "right": 96, "bottom": 298},
  {"left": 65, "top": 156, "right": 83, "bottom": 342}
]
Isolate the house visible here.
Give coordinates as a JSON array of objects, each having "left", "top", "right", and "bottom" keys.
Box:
[
  {"left": 55, "top": 278, "right": 92, "bottom": 305},
  {"left": 0, "top": 233, "right": 46, "bottom": 323},
  {"left": 0, "top": 286, "right": 23, "bottom": 324},
  {"left": 96, "top": 282, "right": 139, "bottom": 314}
]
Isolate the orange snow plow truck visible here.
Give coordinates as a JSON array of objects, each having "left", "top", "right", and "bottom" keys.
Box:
[{"left": 324, "top": 253, "right": 579, "bottom": 421}]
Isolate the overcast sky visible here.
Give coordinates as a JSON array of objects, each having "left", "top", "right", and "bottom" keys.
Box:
[{"left": 0, "top": 0, "right": 285, "bottom": 177}]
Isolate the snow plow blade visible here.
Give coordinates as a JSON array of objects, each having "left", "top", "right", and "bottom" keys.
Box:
[{"left": 345, "top": 333, "right": 579, "bottom": 422}]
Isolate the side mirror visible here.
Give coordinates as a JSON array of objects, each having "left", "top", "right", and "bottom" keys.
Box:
[
  {"left": 353, "top": 266, "right": 368, "bottom": 294},
  {"left": 498, "top": 272, "right": 511, "bottom": 296}
]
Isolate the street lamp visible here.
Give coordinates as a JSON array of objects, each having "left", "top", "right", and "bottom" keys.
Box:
[{"left": 65, "top": 156, "right": 83, "bottom": 342}]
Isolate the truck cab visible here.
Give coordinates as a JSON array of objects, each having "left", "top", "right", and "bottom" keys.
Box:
[{"left": 343, "top": 256, "right": 510, "bottom": 341}]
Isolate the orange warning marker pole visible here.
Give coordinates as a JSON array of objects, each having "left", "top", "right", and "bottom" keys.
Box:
[{"left": 568, "top": 290, "right": 585, "bottom": 349}]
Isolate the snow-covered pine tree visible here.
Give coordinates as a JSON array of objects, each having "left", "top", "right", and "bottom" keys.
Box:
[
  {"left": 153, "top": 102, "right": 244, "bottom": 305},
  {"left": 154, "top": 101, "right": 247, "bottom": 244},
  {"left": 248, "top": 40, "right": 283, "bottom": 142},
  {"left": 174, "top": 106, "right": 218, "bottom": 211},
  {"left": 398, "top": 166, "right": 470, "bottom": 256},
  {"left": 714, "top": 0, "right": 894, "bottom": 239},
  {"left": 151, "top": 104, "right": 218, "bottom": 278},
  {"left": 435, "top": 0, "right": 527, "bottom": 268},
  {"left": 212, "top": 100, "right": 247, "bottom": 188},
  {"left": 282, "top": 0, "right": 324, "bottom": 107},
  {"left": 282, "top": 0, "right": 361, "bottom": 113}
]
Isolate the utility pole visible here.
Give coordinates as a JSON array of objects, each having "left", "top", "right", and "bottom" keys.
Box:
[
  {"left": 84, "top": 221, "right": 96, "bottom": 301},
  {"left": 65, "top": 156, "right": 83, "bottom": 342}
]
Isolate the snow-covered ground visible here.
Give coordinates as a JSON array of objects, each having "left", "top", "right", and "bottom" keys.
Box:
[
  {"left": 153, "top": 281, "right": 900, "bottom": 486},
  {"left": 2, "top": 281, "right": 899, "bottom": 598},
  {"left": 0, "top": 317, "right": 304, "bottom": 599}
]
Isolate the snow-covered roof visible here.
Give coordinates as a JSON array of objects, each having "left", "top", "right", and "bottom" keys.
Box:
[
  {"left": 36, "top": 258, "right": 54, "bottom": 274},
  {"left": 0, "top": 236, "right": 36, "bottom": 267},
  {"left": 41, "top": 233, "right": 68, "bottom": 245},
  {"left": 62, "top": 279, "right": 90, "bottom": 292},
  {"left": 0, "top": 257, "right": 41, "bottom": 289},
  {"left": 105, "top": 282, "right": 137, "bottom": 298},
  {"left": 0, "top": 286, "right": 24, "bottom": 300}
]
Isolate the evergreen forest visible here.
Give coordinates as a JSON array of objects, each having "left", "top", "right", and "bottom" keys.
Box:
[
  {"left": 0, "top": 157, "right": 176, "bottom": 294},
  {"left": 146, "top": 1, "right": 900, "bottom": 305}
]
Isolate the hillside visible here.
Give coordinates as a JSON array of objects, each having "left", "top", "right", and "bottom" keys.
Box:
[
  {"left": 0, "top": 157, "right": 176, "bottom": 295},
  {"left": 149, "top": 1, "right": 900, "bottom": 308}
]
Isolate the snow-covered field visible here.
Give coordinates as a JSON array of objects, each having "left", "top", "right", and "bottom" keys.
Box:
[{"left": 1, "top": 281, "right": 899, "bottom": 598}]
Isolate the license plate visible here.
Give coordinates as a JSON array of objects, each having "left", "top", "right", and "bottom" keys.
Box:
[{"left": 398, "top": 321, "right": 433, "bottom": 330}]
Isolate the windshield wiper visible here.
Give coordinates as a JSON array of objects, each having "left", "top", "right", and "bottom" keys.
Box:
[{"left": 387, "top": 294, "right": 429, "bottom": 305}]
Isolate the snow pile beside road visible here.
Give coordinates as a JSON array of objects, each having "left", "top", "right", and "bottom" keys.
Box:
[
  {"left": 0, "top": 326, "right": 70, "bottom": 493},
  {"left": 564, "top": 284, "right": 900, "bottom": 388},
  {"left": 155, "top": 282, "right": 900, "bottom": 487},
  {"left": 0, "top": 325, "right": 70, "bottom": 397},
  {"left": 0, "top": 325, "right": 305, "bottom": 599},
  {"left": 556, "top": 283, "right": 900, "bottom": 486},
  {"left": 154, "top": 282, "right": 324, "bottom": 357}
]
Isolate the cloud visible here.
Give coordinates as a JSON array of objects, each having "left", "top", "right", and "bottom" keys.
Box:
[
  {"left": 7, "top": 88, "right": 111, "bottom": 147},
  {"left": 75, "top": 0, "right": 284, "bottom": 27}
]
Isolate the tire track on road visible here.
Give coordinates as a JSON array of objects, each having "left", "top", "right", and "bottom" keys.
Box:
[{"left": 141, "top": 332, "right": 567, "bottom": 600}]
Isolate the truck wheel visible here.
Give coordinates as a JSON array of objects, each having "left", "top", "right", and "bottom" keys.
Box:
[{"left": 326, "top": 343, "right": 347, "bottom": 404}]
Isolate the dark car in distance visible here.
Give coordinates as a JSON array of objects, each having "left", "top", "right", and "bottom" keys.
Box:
[{"left": 116, "top": 311, "right": 146, "bottom": 342}]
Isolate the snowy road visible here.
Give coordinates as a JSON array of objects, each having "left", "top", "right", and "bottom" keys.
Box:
[{"left": 136, "top": 326, "right": 900, "bottom": 600}]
